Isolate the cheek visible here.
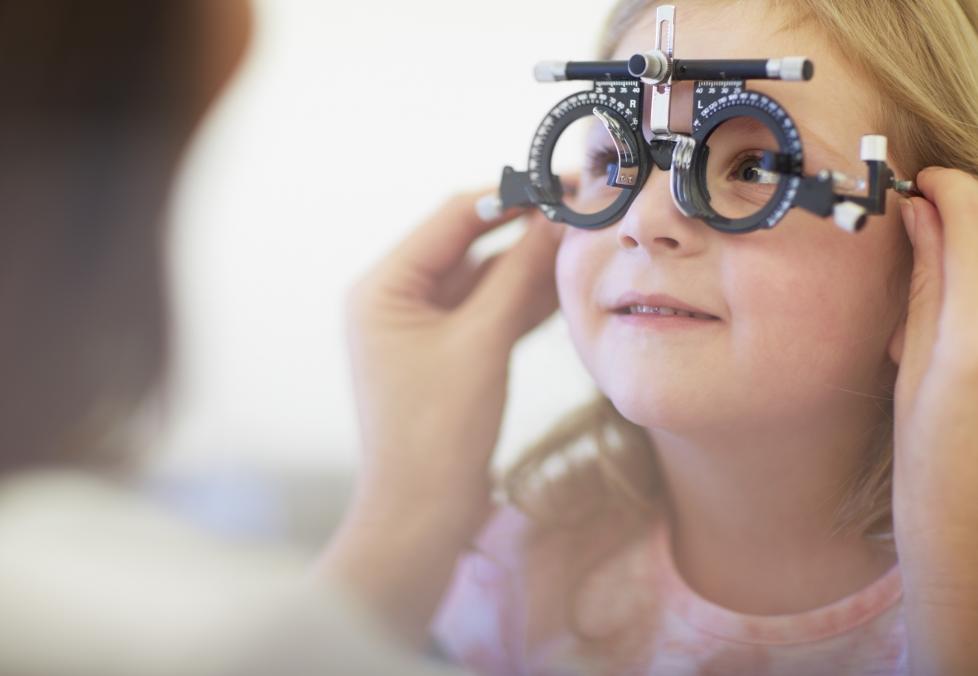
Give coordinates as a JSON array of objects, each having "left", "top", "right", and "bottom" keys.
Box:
[
  {"left": 556, "top": 230, "right": 599, "bottom": 321},
  {"left": 555, "top": 230, "right": 611, "bottom": 364},
  {"left": 723, "top": 220, "right": 903, "bottom": 383}
]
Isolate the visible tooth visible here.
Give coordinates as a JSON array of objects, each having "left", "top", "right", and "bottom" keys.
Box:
[
  {"left": 628, "top": 305, "right": 703, "bottom": 317},
  {"left": 629, "top": 305, "right": 702, "bottom": 317}
]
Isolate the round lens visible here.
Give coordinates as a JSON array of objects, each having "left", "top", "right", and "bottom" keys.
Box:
[
  {"left": 703, "top": 115, "right": 782, "bottom": 221},
  {"left": 548, "top": 113, "right": 629, "bottom": 216}
]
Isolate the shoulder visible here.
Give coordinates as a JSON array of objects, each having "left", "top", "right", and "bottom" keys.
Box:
[
  {"left": 0, "top": 468, "right": 305, "bottom": 581},
  {"left": 0, "top": 469, "right": 307, "bottom": 676}
]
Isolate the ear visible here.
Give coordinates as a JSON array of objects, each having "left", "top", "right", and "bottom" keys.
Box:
[{"left": 887, "top": 305, "right": 908, "bottom": 366}]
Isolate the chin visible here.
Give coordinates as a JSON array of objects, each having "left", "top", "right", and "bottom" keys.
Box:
[{"left": 600, "top": 380, "right": 704, "bottom": 433}]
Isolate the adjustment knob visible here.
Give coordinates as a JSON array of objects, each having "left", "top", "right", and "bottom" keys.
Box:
[
  {"left": 833, "top": 201, "right": 868, "bottom": 233},
  {"left": 476, "top": 194, "right": 503, "bottom": 222},
  {"left": 860, "top": 135, "right": 888, "bottom": 162},
  {"left": 533, "top": 61, "right": 567, "bottom": 83},
  {"left": 628, "top": 50, "right": 670, "bottom": 82}
]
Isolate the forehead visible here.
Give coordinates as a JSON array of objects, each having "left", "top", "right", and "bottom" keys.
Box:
[{"left": 612, "top": 1, "right": 878, "bottom": 173}]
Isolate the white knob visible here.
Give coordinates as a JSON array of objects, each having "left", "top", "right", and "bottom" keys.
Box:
[
  {"left": 833, "top": 201, "right": 868, "bottom": 233},
  {"left": 476, "top": 194, "right": 503, "bottom": 222},
  {"left": 533, "top": 61, "right": 567, "bottom": 82},
  {"left": 860, "top": 135, "right": 888, "bottom": 162}
]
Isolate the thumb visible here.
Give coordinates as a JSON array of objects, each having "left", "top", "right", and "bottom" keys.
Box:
[
  {"left": 894, "top": 196, "right": 945, "bottom": 412},
  {"left": 460, "top": 216, "right": 563, "bottom": 348}
]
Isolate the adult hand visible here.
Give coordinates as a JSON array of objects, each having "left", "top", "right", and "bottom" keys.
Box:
[
  {"left": 346, "top": 189, "right": 563, "bottom": 529},
  {"left": 323, "top": 187, "right": 564, "bottom": 647},
  {"left": 890, "top": 166, "right": 978, "bottom": 675}
]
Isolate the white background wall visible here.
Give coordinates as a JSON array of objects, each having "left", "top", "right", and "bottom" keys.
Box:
[{"left": 151, "top": 0, "right": 626, "bottom": 476}]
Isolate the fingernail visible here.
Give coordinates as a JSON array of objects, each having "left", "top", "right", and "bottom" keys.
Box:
[{"left": 900, "top": 199, "right": 916, "bottom": 246}]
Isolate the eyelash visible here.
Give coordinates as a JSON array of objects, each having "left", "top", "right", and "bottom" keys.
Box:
[
  {"left": 585, "top": 147, "right": 618, "bottom": 179},
  {"left": 728, "top": 152, "right": 766, "bottom": 184}
]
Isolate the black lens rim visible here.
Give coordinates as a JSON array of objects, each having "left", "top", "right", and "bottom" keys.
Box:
[
  {"left": 524, "top": 85, "right": 806, "bottom": 234},
  {"left": 529, "top": 88, "right": 650, "bottom": 230},
  {"left": 686, "top": 90, "right": 805, "bottom": 233}
]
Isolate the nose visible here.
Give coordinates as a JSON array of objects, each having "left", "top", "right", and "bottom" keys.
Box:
[{"left": 615, "top": 166, "right": 710, "bottom": 255}]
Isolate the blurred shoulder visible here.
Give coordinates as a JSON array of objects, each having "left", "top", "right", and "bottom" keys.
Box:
[
  {"left": 0, "top": 468, "right": 304, "bottom": 574},
  {"left": 0, "top": 469, "right": 306, "bottom": 676}
]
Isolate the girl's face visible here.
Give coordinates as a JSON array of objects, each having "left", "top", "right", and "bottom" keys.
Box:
[{"left": 556, "top": 1, "right": 912, "bottom": 436}]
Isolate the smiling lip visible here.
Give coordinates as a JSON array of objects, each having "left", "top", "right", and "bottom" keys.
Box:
[{"left": 608, "top": 292, "right": 720, "bottom": 319}]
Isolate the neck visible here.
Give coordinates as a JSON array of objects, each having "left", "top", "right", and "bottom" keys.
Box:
[{"left": 647, "top": 401, "right": 898, "bottom": 615}]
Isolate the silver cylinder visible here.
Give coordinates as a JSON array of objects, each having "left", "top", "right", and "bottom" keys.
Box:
[
  {"left": 766, "top": 57, "right": 810, "bottom": 81},
  {"left": 533, "top": 61, "right": 567, "bottom": 83},
  {"left": 628, "top": 50, "right": 670, "bottom": 83}
]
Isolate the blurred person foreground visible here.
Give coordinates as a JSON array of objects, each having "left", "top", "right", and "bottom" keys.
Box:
[{"left": 0, "top": 2, "right": 467, "bottom": 674}]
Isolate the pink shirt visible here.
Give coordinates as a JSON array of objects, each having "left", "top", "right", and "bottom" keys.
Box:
[{"left": 432, "top": 504, "right": 907, "bottom": 675}]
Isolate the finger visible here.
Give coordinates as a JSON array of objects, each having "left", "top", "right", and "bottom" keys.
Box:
[
  {"left": 896, "top": 195, "right": 945, "bottom": 411},
  {"left": 428, "top": 209, "right": 563, "bottom": 311},
  {"left": 459, "top": 217, "right": 563, "bottom": 348},
  {"left": 377, "top": 189, "right": 529, "bottom": 301},
  {"left": 525, "top": 207, "right": 567, "bottom": 243},
  {"left": 915, "top": 167, "right": 978, "bottom": 323},
  {"left": 429, "top": 253, "right": 500, "bottom": 311}
]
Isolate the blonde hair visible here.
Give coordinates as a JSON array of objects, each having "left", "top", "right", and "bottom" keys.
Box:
[{"left": 500, "top": 0, "right": 978, "bottom": 655}]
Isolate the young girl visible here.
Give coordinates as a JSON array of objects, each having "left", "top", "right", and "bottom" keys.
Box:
[{"left": 324, "top": 0, "right": 978, "bottom": 673}]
